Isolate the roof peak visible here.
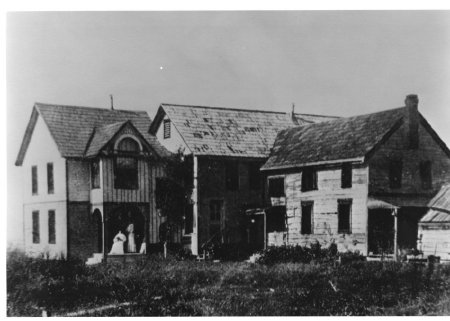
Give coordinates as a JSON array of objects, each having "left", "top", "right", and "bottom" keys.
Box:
[
  {"left": 160, "top": 102, "right": 337, "bottom": 118},
  {"left": 34, "top": 102, "right": 145, "bottom": 114}
]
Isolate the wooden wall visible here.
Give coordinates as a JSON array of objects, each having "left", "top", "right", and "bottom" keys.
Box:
[
  {"left": 369, "top": 120, "right": 450, "bottom": 196},
  {"left": 268, "top": 165, "right": 369, "bottom": 254},
  {"left": 67, "top": 160, "right": 90, "bottom": 202},
  {"left": 197, "top": 157, "right": 265, "bottom": 246},
  {"left": 418, "top": 222, "right": 450, "bottom": 261}
]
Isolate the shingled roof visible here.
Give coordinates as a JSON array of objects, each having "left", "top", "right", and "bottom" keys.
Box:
[
  {"left": 149, "top": 103, "right": 337, "bottom": 158},
  {"left": 261, "top": 106, "right": 410, "bottom": 171},
  {"left": 16, "top": 103, "right": 170, "bottom": 165}
]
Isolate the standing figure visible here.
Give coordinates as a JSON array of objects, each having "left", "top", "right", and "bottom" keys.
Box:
[
  {"left": 109, "top": 230, "right": 127, "bottom": 255},
  {"left": 127, "top": 223, "right": 136, "bottom": 253}
]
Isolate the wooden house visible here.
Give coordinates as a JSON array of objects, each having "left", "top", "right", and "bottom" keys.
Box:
[
  {"left": 15, "top": 103, "right": 171, "bottom": 263},
  {"left": 149, "top": 103, "right": 336, "bottom": 255},
  {"left": 261, "top": 95, "right": 450, "bottom": 257},
  {"left": 418, "top": 184, "right": 450, "bottom": 261}
]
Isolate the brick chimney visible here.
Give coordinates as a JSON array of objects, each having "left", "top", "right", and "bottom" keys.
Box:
[{"left": 404, "top": 94, "right": 419, "bottom": 149}]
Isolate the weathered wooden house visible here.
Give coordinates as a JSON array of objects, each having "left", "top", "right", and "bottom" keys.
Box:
[
  {"left": 261, "top": 95, "right": 450, "bottom": 256},
  {"left": 149, "top": 103, "right": 336, "bottom": 255},
  {"left": 15, "top": 103, "right": 171, "bottom": 262},
  {"left": 418, "top": 184, "right": 450, "bottom": 261}
]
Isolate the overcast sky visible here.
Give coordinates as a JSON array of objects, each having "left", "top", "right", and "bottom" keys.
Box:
[{"left": 6, "top": 11, "right": 450, "bottom": 246}]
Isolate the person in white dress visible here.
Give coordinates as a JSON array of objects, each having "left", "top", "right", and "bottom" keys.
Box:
[
  {"left": 109, "top": 230, "right": 127, "bottom": 255},
  {"left": 126, "top": 223, "right": 136, "bottom": 253}
]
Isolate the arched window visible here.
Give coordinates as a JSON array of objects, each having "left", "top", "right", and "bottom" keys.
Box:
[{"left": 114, "top": 136, "right": 140, "bottom": 189}]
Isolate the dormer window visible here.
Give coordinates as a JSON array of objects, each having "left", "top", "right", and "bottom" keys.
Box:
[{"left": 114, "top": 137, "right": 140, "bottom": 190}]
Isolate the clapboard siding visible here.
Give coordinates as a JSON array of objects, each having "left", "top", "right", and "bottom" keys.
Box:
[
  {"left": 369, "top": 121, "right": 450, "bottom": 195},
  {"left": 269, "top": 165, "right": 369, "bottom": 254},
  {"left": 418, "top": 224, "right": 450, "bottom": 260},
  {"left": 102, "top": 158, "right": 151, "bottom": 203}
]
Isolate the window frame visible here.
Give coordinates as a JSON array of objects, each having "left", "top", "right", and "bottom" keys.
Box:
[
  {"left": 341, "top": 163, "right": 352, "bottom": 189},
  {"left": 47, "top": 163, "right": 54, "bottom": 194},
  {"left": 31, "top": 165, "right": 38, "bottom": 195},
  {"left": 268, "top": 176, "right": 285, "bottom": 198},
  {"left": 91, "top": 159, "right": 101, "bottom": 189},
  {"left": 419, "top": 161, "right": 432, "bottom": 190},
  {"left": 48, "top": 210, "right": 56, "bottom": 244},
  {"left": 337, "top": 199, "right": 352, "bottom": 234},
  {"left": 301, "top": 201, "right": 313, "bottom": 235},
  {"left": 301, "top": 167, "right": 318, "bottom": 192},
  {"left": 163, "top": 119, "right": 171, "bottom": 139},
  {"left": 114, "top": 156, "right": 139, "bottom": 190},
  {"left": 209, "top": 200, "right": 223, "bottom": 222},
  {"left": 32, "top": 210, "right": 40, "bottom": 244},
  {"left": 225, "top": 161, "right": 239, "bottom": 191}
]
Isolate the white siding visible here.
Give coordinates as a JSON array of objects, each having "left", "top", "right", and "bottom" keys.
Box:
[
  {"left": 156, "top": 114, "right": 190, "bottom": 154},
  {"left": 418, "top": 224, "right": 450, "bottom": 261},
  {"left": 22, "top": 115, "right": 67, "bottom": 257}
]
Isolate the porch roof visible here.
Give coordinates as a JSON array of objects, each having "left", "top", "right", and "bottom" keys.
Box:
[
  {"left": 367, "top": 197, "right": 399, "bottom": 210},
  {"left": 420, "top": 209, "right": 450, "bottom": 223}
]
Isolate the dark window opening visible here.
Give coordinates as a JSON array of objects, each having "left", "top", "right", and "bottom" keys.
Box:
[
  {"left": 338, "top": 199, "right": 352, "bottom": 234},
  {"left": 32, "top": 211, "right": 40, "bottom": 244},
  {"left": 48, "top": 210, "right": 55, "bottom": 244},
  {"left": 301, "top": 202, "right": 313, "bottom": 234},
  {"left": 210, "top": 200, "right": 223, "bottom": 222},
  {"left": 301, "top": 167, "right": 317, "bottom": 192},
  {"left": 114, "top": 157, "right": 138, "bottom": 189},
  {"left": 32, "top": 166, "right": 38, "bottom": 195},
  {"left": 47, "top": 163, "right": 54, "bottom": 194},
  {"left": 163, "top": 119, "right": 171, "bottom": 139},
  {"left": 184, "top": 204, "right": 193, "bottom": 234},
  {"left": 248, "top": 162, "right": 261, "bottom": 190},
  {"left": 225, "top": 161, "right": 239, "bottom": 191},
  {"left": 91, "top": 159, "right": 100, "bottom": 189},
  {"left": 389, "top": 160, "right": 402, "bottom": 189},
  {"left": 341, "top": 163, "right": 352, "bottom": 188},
  {"left": 420, "top": 161, "right": 432, "bottom": 190},
  {"left": 118, "top": 137, "right": 140, "bottom": 152},
  {"left": 267, "top": 206, "right": 286, "bottom": 232},
  {"left": 268, "top": 177, "right": 285, "bottom": 197}
]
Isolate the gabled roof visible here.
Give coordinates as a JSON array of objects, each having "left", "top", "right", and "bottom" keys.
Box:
[
  {"left": 262, "top": 106, "right": 413, "bottom": 171},
  {"left": 427, "top": 184, "right": 450, "bottom": 214},
  {"left": 149, "top": 103, "right": 338, "bottom": 158},
  {"left": 15, "top": 103, "right": 171, "bottom": 166}
]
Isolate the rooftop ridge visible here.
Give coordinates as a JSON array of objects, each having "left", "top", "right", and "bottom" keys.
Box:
[
  {"left": 161, "top": 102, "right": 338, "bottom": 118},
  {"left": 35, "top": 102, "right": 146, "bottom": 114}
]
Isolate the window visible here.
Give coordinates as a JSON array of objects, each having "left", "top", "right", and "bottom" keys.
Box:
[
  {"left": 114, "top": 137, "right": 139, "bottom": 189},
  {"left": 91, "top": 159, "right": 100, "bottom": 189},
  {"left": 341, "top": 163, "right": 352, "bottom": 188},
  {"left": 163, "top": 119, "right": 171, "bottom": 139},
  {"left": 31, "top": 166, "right": 38, "bottom": 195},
  {"left": 47, "top": 163, "right": 54, "bottom": 194},
  {"left": 301, "top": 167, "right": 317, "bottom": 192},
  {"left": 248, "top": 162, "right": 261, "bottom": 190},
  {"left": 48, "top": 210, "right": 55, "bottom": 244},
  {"left": 225, "top": 161, "right": 239, "bottom": 191},
  {"left": 420, "top": 161, "right": 432, "bottom": 190},
  {"left": 301, "top": 202, "right": 313, "bottom": 234},
  {"left": 210, "top": 200, "right": 223, "bottom": 222},
  {"left": 32, "top": 211, "right": 40, "bottom": 244},
  {"left": 338, "top": 199, "right": 352, "bottom": 234},
  {"left": 184, "top": 204, "right": 193, "bottom": 234},
  {"left": 268, "top": 177, "right": 285, "bottom": 197},
  {"left": 114, "top": 157, "right": 138, "bottom": 189},
  {"left": 389, "top": 160, "right": 402, "bottom": 189}
]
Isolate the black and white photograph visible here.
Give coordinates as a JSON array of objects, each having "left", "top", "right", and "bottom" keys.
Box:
[{"left": 5, "top": 5, "right": 450, "bottom": 316}]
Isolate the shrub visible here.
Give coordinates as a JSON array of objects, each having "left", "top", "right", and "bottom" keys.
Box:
[{"left": 256, "top": 243, "right": 339, "bottom": 265}]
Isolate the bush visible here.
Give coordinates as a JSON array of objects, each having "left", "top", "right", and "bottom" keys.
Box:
[{"left": 256, "top": 243, "right": 339, "bottom": 265}]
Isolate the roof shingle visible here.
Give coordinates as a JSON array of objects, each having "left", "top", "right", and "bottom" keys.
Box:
[
  {"left": 261, "top": 107, "right": 407, "bottom": 170},
  {"left": 158, "top": 103, "right": 337, "bottom": 158}
]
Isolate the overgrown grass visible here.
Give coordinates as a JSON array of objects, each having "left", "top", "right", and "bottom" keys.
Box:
[{"left": 7, "top": 249, "right": 450, "bottom": 316}]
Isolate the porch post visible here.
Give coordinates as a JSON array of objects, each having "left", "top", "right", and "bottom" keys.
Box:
[
  {"left": 264, "top": 210, "right": 267, "bottom": 250},
  {"left": 393, "top": 208, "right": 398, "bottom": 261},
  {"left": 103, "top": 213, "right": 107, "bottom": 263},
  {"left": 191, "top": 156, "right": 199, "bottom": 256}
]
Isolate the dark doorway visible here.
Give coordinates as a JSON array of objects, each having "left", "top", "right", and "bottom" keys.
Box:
[
  {"left": 368, "top": 209, "right": 394, "bottom": 254},
  {"left": 398, "top": 207, "right": 426, "bottom": 251},
  {"left": 107, "top": 206, "right": 145, "bottom": 254},
  {"left": 93, "top": 209, "right": 103, "bottom": 253}
]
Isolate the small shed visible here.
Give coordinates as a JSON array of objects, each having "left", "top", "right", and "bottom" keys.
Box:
[{"left": 418, "top": 184, "right": 450, "bottom": 261}]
